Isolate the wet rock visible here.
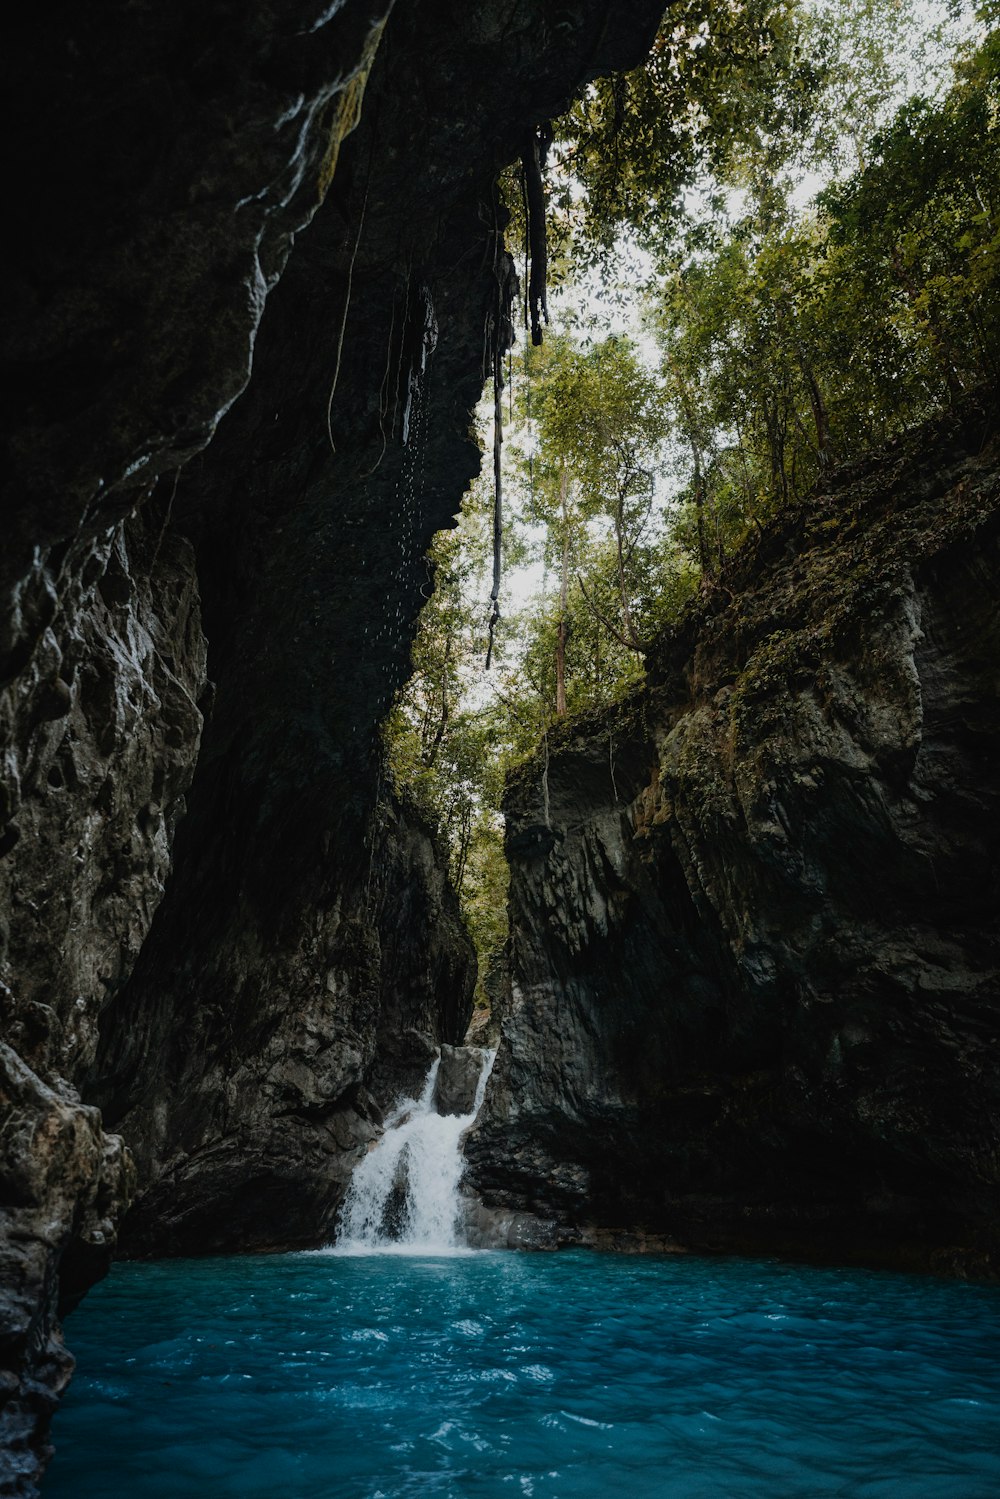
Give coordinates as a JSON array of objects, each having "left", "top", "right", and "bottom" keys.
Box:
[
  {"left": 381, "top": 1148, "right": 413, "bottom": 1240},
  {"left": 102, "top": 794, "right": 476, "bottom": 1260},
  {"left": 434, "top": 1046, "right": 487, "bottom": 1117},
  {"left": 461, "top": 1200, "right": 577, "bottom": 1251},
  {"left": 0, "top": 510, "right": 206, "bottom": 1491},
  {"left": 464, "top": 1005, "right": 501, "bottom": 1049},
  {"left": 0, "top": 1044, "right": 135, "bottom": 1484}
]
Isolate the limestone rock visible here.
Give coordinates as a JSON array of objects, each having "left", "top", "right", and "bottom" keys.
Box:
[{"left": 0, "top": 509, "right": 205, "bottom": 1492}]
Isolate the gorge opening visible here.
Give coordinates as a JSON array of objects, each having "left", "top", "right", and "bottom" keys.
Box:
[{"left": 2, "top": 0, "right": 999, "bottom": 1495}]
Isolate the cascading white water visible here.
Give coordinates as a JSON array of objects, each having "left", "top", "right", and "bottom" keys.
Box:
[{"left": 336, "top": 1048, "right": 496, "bottom": 1254}]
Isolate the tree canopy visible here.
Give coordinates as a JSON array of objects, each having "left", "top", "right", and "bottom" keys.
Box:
[{"left": 382, "top": 0, "right": 998, "bottom": 991}]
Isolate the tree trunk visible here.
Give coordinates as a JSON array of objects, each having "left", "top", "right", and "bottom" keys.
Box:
[
  {"left": 422, "top": 631, "right": 451, "bottom": 766},
  {"left": 555, "top": 465, "right": 569, "bottom": 716},
  {"left": 614, "top": 489, "right": 641, "bottom": 651},
  {"left": 693, "top": 440, "right": 710, "bottom": 575},
  {"left": 805, "top": 361, "right": 832, "bottom": 467}
]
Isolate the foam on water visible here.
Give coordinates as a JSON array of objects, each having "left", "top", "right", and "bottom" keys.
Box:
[
  {"left": 48, "top": 1250, "right": 1000, "bottom": 1498},
  {"left": 333, "top": 1049, "right": 496, "bottom": 1256}
]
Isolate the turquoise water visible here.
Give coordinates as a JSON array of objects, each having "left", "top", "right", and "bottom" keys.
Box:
[{"left": 47, "top": 1249, "right": 1000, "bottom": 1498}]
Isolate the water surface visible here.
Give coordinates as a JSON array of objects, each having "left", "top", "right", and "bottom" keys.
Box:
[{"left": 48, "top": 1250, "right": 1000, "bottom": 1497}]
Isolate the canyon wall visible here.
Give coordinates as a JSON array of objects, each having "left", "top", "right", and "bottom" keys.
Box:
[
  {"left": 3, "top": 3, "right": 393, "bottom": 1478},
  {"left": 467, "top": 396, "right": 1000, "bottom": 1275},
  {"left": 0, "top": 1, "right": 666, "bottom": 1488}
]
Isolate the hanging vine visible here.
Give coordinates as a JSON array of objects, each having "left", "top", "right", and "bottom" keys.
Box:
[
  {"left": 521, "top": 121, "right": 554, "bottom": 347},
  {"left": 484, "top": 240, "right": 518, "bottom": 670}
]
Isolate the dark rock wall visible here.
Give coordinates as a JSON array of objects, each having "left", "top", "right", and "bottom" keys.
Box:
[
  {"left": 3, "top": 4, "right": 396, "bottom": 1481},
  {"left": 2, "top": 0, "right": 394, "bottom": 616},
  {"left": 0, "top": 510, "right": 206, "bottom": 1485},
  {"left": 467, "top": 397, "right": 1000, "bottom": 1275},
  {"left": 87, "top": 0, "right": 666, "bottom": 1257},
  {"left": 1, "top": 0, "right": 667, "bottom": 1486},
  {"left": 101, "top": 791, "right": 475, "bottom": 1260}
]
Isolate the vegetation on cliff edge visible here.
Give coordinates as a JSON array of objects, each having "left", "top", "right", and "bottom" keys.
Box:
[{"left": 382, "top": 0, "right": 998, "bottom": 989}]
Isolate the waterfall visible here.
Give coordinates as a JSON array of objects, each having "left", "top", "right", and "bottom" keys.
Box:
[{"left": 335, "top": 1047, "right": 496, "bottom": 1254}]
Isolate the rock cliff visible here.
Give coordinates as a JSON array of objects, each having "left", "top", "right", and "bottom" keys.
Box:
[
  {"left": 466, "top": 395, "right": 1000, "bottom": 1274},
  {"left": 1, "top": 0, "right": 666, "bottom": 1487}
]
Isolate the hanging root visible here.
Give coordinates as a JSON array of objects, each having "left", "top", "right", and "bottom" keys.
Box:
[
  {"left": 484, "top": 232, "right": 519, "bottom": 671},
  {"left": 485, "top": 357, "right": 504, "bottom": 670},
  {"left": 358, "top": 287, "right": 399, "bottom": 479},
  {"left": 522, "top": 121, "right": 553, "bottom": 346},
  {"left": 401, "top": 285, "right": 439, "bottom": 446},
  {"left": 318, "top": 20, "right": 383, "bottom": 454},
  {"left": 325, "top": 180, "right": 370, "bottom": 455}
]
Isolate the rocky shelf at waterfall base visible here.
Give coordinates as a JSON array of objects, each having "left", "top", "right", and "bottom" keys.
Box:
[{"left": 464, "top": 390, "right": 1000, "bottom": 1277}]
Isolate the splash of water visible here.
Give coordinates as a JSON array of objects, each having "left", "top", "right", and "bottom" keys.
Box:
[{"left": 335, "top": 1048, "right": 496, "bottom": 1255}]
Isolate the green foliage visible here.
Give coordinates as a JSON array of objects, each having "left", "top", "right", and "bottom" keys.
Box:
[
  {"left": 553, "top": 0, "right": 981, "bottom": 264},
  {"left": 524, "top": 332, "right": 672, "bottom": 656},
  {"left": 528, "top": 335, "right": 665, "bottom": 512},
  {"left": 382, "top": 508, "right": 513, "bottom": 994},
  {"left": 821, "top": 32, "right": 1000, "bottom": 390},
  {"left": 561, "top": 0, "right": 825, "bottom": 260},
  {"left": 384, "top": 1, "right": 996, "bottom": 1011},
  {"left": 803, "top": 0, "right": 972, "bottom": 175},
  {"left": 650, "top": 25, "right": 1000, "bottom": 565}
]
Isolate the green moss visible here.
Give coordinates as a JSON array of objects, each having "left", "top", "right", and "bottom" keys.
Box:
[
  {"left": 663, "top": 724, "right": 736, "bottom": 826},
  {"left": 508, "top": 393, "right": 998, "bottom": 820}
]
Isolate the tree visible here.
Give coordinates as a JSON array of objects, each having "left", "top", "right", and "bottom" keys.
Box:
[
  {"left": 528, "top": 334, "right": 668, "bottom": 653},
  {"left": 384, "top": 0, "right": 996, "bottom": 1010},
  {"left": 560, "top": 0, "right": 826, "bottom": 262},
  {"left": 648, "top": 22, "right": 999, "bottom": 567}
]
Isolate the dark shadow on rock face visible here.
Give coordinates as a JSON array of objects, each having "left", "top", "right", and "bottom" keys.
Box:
[
  {"left": 466, "top": 393, "right": 1000, "bottom": 1279},
  {"left": 0, "top": 1, "right": 667, "bottom": 1487}
]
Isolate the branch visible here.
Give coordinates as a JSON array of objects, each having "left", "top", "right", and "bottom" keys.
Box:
[{"left": 575, "top": 573, "right": 642, "bottom": 653}]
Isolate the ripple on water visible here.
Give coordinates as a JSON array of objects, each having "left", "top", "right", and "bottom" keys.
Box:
[{"left": 47, "top": 1250, "right": 1000, "bottom": 1499}]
